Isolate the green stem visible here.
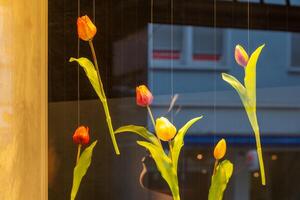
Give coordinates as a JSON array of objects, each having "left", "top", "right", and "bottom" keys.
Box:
[
  {"left": 88, "top": 40, "right": 120, "bottom": 155},
  {"left": 254, "top": 127, "right": 266, "bottom": 186},
  {"left": 103, "top": 99, "right": 120, "bottom": 155},
  {"left": 213, "top": 159, "right": 218, "bottom": 175},
  {"left": 170, "top": 181, "right": 180, "bottom": 200},
  {"left": 248, "top": 111, "right": 266, "bottom": 186},
  {"left": 147, "top": 106, "right": 156, "bottom": 129},
  {"left": 169, "top": 141, "right": 173, "bottom": 161},
  {"left": 76, "top": 144, "right": 82, "bottom": 165},
  {"left": 146, "top": 106, "right": 162, "bottom": 146}
]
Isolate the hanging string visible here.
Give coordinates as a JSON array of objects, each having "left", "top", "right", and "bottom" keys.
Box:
[
  {"left": 150, "top": 0, "right": 154, "bottom": 93},
  {"left": 248, "top": 0, "right": 250, "bottom": 52},
  {"left": 248, "top": 0, "right": 250, "bottom": 147},
  {"left": 213, "top": 0, "right": 217, "bottom": 143},
  {"left": 170, "top": 0, "right": 174, "bottom": 123},
  {"left": 93, "top": 0, "right": 96, "bottom": 22},
  {"left": 77, "top": 0, "right": 81, "bottom": 126}
]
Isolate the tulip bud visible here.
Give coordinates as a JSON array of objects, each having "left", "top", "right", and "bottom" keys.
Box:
[
  {"left": 136, "top": 85, "right": 153, "bottom": 107},
  {"left": 77, "top": 15, "right": 97, "bottom": 41},
  {"left": 235, "top": 45, "right": 249, "bottom": 67},
  {"left": 73, "top": 126, "right": 90, "bottom": 145},
  {"left": 155, "top": 117, "right": 177, "bottom": 141},
  {"left": 214, "top": 139, "right": 227, "bottom": 160}
]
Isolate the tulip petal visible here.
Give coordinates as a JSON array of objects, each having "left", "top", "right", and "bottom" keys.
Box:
[
  {"left": 115, "top": 125, "right": 161, "bottom": 147},
  {"left": 69, "top": 57, "right": 103, "bottom": 101},
  {"left": 235, "top": 45, "right": 249, "bottom": 67},
  {"left": 170, "top": 116, "right": 203, "bottom": 171},
  {"left": 71, "top": 141, "right": 97, "bottom": 200},
  {"left": 214, "top": 139, "right": 227, "bottom": 160},
  {"left": 208, "top": 160, "right": 233, "bottom": 200}
]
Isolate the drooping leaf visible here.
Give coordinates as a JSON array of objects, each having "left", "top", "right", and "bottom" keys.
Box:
[
  {"left": 70, "top": 141, "right": 97, "bottom": 200},
  {"left": 69, "top": 57, "right": 120, "bottom": 155},
  {"left": 69, "top": 57, "right": 103, "bottom": 101},
  {"left": 222, "top": 73, "right": 248, "bottom": 105},
  {"left": 244, "top": 44, "right": 265, "bottom": 107},
  {"left": 171, "top": 116, "right": 203, "bottom": 171},
  {"left": 137, "top": 141, "right": 180, "bottom": 200},
  {"left": 115, "top": 125, "right": 161, "bottom": 147},
  {"left": 208, "top": 160, "right": 233, "bottom": 200}
]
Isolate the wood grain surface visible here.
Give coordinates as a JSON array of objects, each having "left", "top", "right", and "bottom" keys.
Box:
[{"left": 0, "top": 0, "right": 47, "bottom": 199}]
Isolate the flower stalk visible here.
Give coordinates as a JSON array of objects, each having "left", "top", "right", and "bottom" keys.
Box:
[
  {"left": 88, "top": 40, "right": 120, "bottom": 155},
  {"left": 147, "top": 106, "right": 156, "bottom": 129},
  {"left": 76, "top": 144, "right": 82, "bottom": 165},
  {"left": 208, "top": 139, "right": 233, "bottom": 200},
  {"left": 116, "top": 92, "right": 203, "bottom": 200},
  {"left": 222, "top": 44, "right": 266, "bottom": 185}
]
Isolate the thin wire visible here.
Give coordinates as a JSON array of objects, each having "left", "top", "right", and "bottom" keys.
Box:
[
  {"left": 77, "top": 0, "right": 81, "bottom": 126},
  {"left": 93, "top": 0, "right": 96, "bottom": 22},
  {"left": 171, "top": 0, "right": 174, "bottom": 123},
  {"left": 150, "top": 0, "right": 154, "bottom": 92},
  {"left": 248, "top": 0, "right": 250, "bottom": 52},
  {"left": 248, "top": 0, "right": 250, "bottom": 146},
  {"left": 214, "top": 0, "right": 217, "bottom": 142}
]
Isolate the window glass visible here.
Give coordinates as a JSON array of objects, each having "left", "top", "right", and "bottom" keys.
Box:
[{"left": 49, "top": 1, "right": 300, "bottom": 200}]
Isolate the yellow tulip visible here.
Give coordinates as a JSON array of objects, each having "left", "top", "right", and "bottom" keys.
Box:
[
  {"left": 155, "top": 117, "right": 177, "bottom": 141},
  {"left": 214, "top": 139, "right": 227, "bottom": 160}
]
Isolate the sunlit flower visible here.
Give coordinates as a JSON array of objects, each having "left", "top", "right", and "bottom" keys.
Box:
[
  {"left": 136, "top": 85, "right": 153, "bottom": 107},
  {"left": 222, "top": 44, "right": 266, "bottom": 185},
  {"left": 235, "top": 45, "right": 249, "bottom": 67},
  {"left": 73, "top": 126, "right": 90, "bottom": 145},
  {"left": 214, "top": 139, "right": 226, "bottom": 160},
  {"left": 155, "top": 117, "right": 177, "bottom": 141},
  {"left": 77, "top": 15, "right": 97, "bottom": 41}
]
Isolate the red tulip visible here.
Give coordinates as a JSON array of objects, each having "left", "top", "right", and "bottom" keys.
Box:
[
  {"left": 136, "top": 85, "right": 153, "bottom": 107},
  {"left": 73, "top": 126, "right": 90, "bottom": 145},
  {"left": 235, "top": 45, "right": 249, "bottom": 67}
]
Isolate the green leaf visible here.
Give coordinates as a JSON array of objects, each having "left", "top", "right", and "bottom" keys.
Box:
[
  {"left": 70, "top": 141, "right": 97, "bottom": 200},
  {"left": 208, "top": 160, "right": 233, "bottom": 200},
  {"left": 244, "top": 44, "right": 265, "bottom": 107},
  {"left": 171, "top": 116, "right": 203, "bottom": 171},
  {"left": 69, "top": 57, "right": 103, "bottom": 101},
  {"left": 115, "top": 125, "right": 161, "bottom": 147},
  {"left": 137, "top": 141, "right": 180, "bottom": 200},
  {"left": 222, "top": 73, "right": 248, "bottom": 105}
]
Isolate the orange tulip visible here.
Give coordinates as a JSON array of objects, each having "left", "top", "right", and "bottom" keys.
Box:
[
  {"left": 136, "top": 85, "right": 153, "bottom": 107},
  {"left": 155, "top": 117, "right": 177, "bottom": 141},
  {"left": 73, "top": 126, "right": 90, "bottom": 145},
  {"left": 214, "top": 139, "right": 227, "bottom": 160},
  {"left": 235, "top": 45, "right": 249, "bottom": 67},
  {"left": 77, "top": 15, "right": 97, "bottom": 41}
]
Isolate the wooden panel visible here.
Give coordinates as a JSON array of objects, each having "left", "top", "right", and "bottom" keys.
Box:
[{"left": 0, "top": 0, "right": 47, "bottom": 199}]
